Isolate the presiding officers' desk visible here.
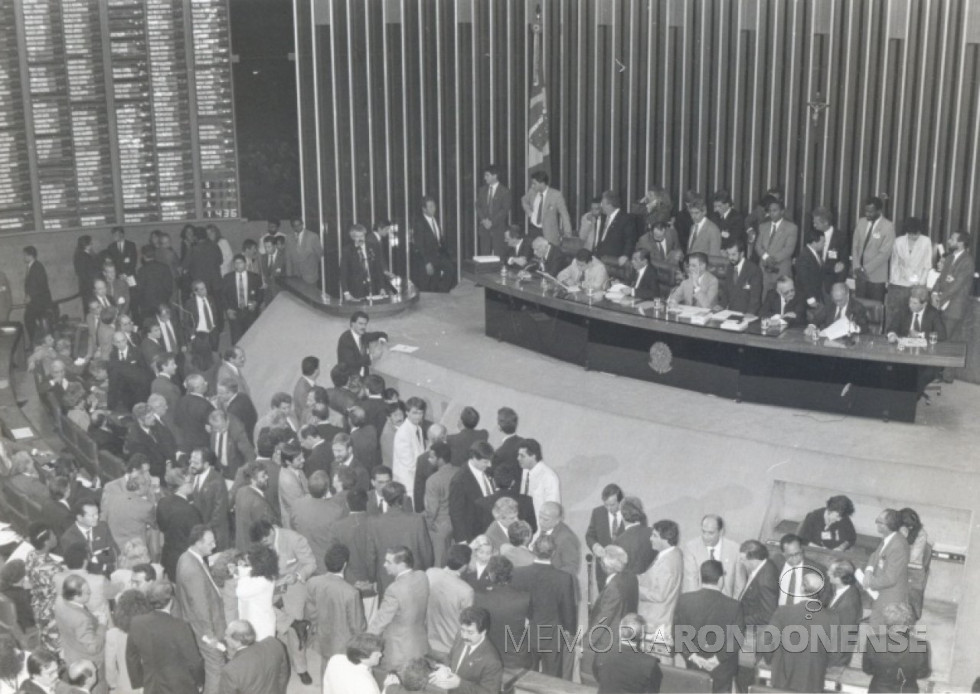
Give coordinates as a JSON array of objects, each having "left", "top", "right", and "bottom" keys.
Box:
[{"left": 466, "top": 268, "right": 966, "bottom": 423}]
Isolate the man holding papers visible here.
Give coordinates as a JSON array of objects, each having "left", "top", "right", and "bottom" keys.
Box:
[
  {"left": 760, "top": 276, "right": 806, "bottom": 327},
  {"left": 668, "top": 253, "right": 718, "bottom": 309},
  {"left": 806, "top": 282, "right": 870, "bottom": 338},
  {"left": 556, "top": 249, "right": 609, "bottom": 292}
]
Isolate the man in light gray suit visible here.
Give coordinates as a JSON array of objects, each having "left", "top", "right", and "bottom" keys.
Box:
[
  {"left": 305, "top": 544, "right": 366, "bottom": 660},
  {"left": 53, "top": 576, "right": 107, "bottom": 693},
  {"left": 425, "top": 543, "right": 474, "bottom": 660},
  {"left": 682, "top": 514, "right": 744, "bottom": 598},
  {"left": 864, "top": 508, "right": 911, "bottom": 627},
  {"left": 173, "top": 525, "right": 226, "bottom": 694},
  {"left": 367, "top": 546, "right": 430, "bottom": 671},
  {"left": 423, "top": 442, "right": 457, "bottom": 567},
  {"left": 292, "top": 471, "right": 348, "bottom": 575},
  {"left": 285, "top": 217, "right": 324, "bottom": 285},
  {"left": 851, "top": 196, "right": 895, "bottom": 303},
  {"left": 276, "top": 442, "right": 309, "bottom": 530},
  {"left": 754, "top": 195, "right": 799, "bottom": 294},
  {"left": 638, "top": 520, "right": 684, "bottom": 641},
  {"left": 521, "top": 171, "right": 573, "bottom": 244}
]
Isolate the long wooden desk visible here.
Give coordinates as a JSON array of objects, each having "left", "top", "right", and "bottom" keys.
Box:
[{"left": 466, "top": 269, "right": 967, "bottom": 422}]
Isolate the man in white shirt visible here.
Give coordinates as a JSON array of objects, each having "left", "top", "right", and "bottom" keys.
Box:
[
  {"left": 556, "top": 249, "right": 609, "bottom": 292},
  {"left": 886, "top": 216, "right": 934, "bottom": 321},
  {"left": 517, "top": 438, "right": 560, "bottom": 516},
  {"left": 392, "top": 397, "right": 426, "bottom": 490}
]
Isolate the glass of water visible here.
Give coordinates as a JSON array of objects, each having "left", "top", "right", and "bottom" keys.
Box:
[{"left": 928, "top": 331, "right": 938, "bottom": 346}]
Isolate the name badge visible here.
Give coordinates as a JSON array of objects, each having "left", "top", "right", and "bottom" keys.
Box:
[
  {"left": 947, "top": 275, "right": 954, "bottom": 282},
  {"left": 872, "top": 232, "right": 881, "bottom": 240},
  {"left": 877, "top": 559, "right": 885, "bottom": 570},
  {"left": 743, "top": 283, "right": 751, "bottom": 290},
  {"left": 828, "top": 250, "right": 838, "bottom": 260},
  {"left": 821, "top": 531, "right": 833, "bottom": 541},
  {"left": 721, "top": 231, "right": 730, "bottom": 238}
]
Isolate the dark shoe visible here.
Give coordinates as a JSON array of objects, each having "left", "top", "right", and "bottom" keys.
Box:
[{"left": 298, "top": 671, "right": 312, "bottom": 686}]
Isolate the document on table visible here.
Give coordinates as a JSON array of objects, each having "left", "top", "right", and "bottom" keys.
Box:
[
  {"left": 389, "top": 344, "right": 419, "bottom": 354},
  {"left": 472, "top": 255, "right": 500, "bottom": 263},
  {"left": 819, "top": 316, "right": 851, "bottom": 341},
  {"left": 10, "top": 427, "right": 34, "bottom": 440}
]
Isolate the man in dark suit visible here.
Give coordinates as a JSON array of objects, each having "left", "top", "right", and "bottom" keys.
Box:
[
  {"left": 620, "top": 249, "right": 660, "bottom": 300},
  {"left": 413, "top": 196, "right": 457, "bottom": 292},
  {"left": 126, "top": 581, "right": 205, "bottom": 694},
  {"left": 672, "top": 560, "right": 745, "bottom": 693},
  {"left": 760, "top": 276, "right": 808, "bottom": 327},
  {"left": 796, "top": 228, "right": 828, "bottom": 314},
  {"left": 511, "top": 534, "right": 577, "bottom": 679},
  {"left": 444, "top": 606, "right": 504, "bottom": 694},
  {"left": 219, "top": 620, "right": 290, "bottom": 694},
  {"left": 293, "top": 471, "right": 349, "bottom": 574},
  {"left": 104, "top": 227, "right": 138, "bottom": 277},
  {"left": 446, "top": 406, "right": 489, "bottom": 468},
  {"left": 583, "top": 546, "right": 639, "bottom": 675},
  {"left": 259, "top": 234, "right": 286, "bottom": 303},
  {"left": 220, "top": 255, "right": 263, "bottom": 344},
  {"left": 476, "top": 164, "right": 512, "bottom": 257},
  {"left": 525, "top": 236, "right": 564, "bottom": 277},
  {"left": 341, "top": 224, "right": 390, "bottom": 299},
  {"left": 22, "top": 246, "right": 53, "bottom": 343},
  {"left": 861, "top": 604, "right": 931, "bottom": 692},
  {"left": 154, "top": 306, "right": 185, "bottom": 356},
  {"left": 358, "top": 375, "right": 389, "bottom": 439},
  {"left": 324, "top": 489, "right": 374, "bottom": 587},
  {"left": 473, "top": 557, "right": 532, "bottom": 670},
  {"left": 887, "top": 285, "right": 947, "bottom": 393},
  {"left": 218, "top": 379, "right": 257, "bottom": 444},
  {"left": 766, "top": 573, "right": 838, "bottom": 693},
  {"left": 134, "top": 247, "right": 174, "bottom": 319},
  {"left": 183, "top": 280, "right": 223, "bottom": 351},
  {"left": 449, "top": 442, "right": 496, "bottom": 543},
  {"left": 174, "top": 374, "right": 214, "bottom": 452},
  {"left": 813, "top": 207, "right": 850, "bottom": 294},
  {"left": 349, "top": 407, "right": 382, "bottom": 470},
  {"left": 157, "top": 471, "right": 202, "bottom": 581},
  {"left": 188, "top": 448, "right": 231, "bottom": 551},
  {"left": 180, "top": 227, "right": 223, "bottom": 295},
  {"left": 808, "top": 282, "right": 871, "bottom": 335},
  {"left": 107, "top": 331, "right": 151, "bottom": 413},
  {"left": 365, "top": 482, "right": 434, "bottom": 597},
  {"left": 123, "top": 403, "right": 177, "bottom": 479},
  {"left": 593, "top": 191, "right": 636, "bottom": 279},
  {"left": 503, "top": 226, "right": 535, "bottom": 269},
  {"left": 737, "top": 540, "right": 779, "bottom": 629},
  {"left": 305, "top": 543, "right": 366, "bottom": 659},
  {"left": 932, "top": 229, "right": 975, "bottom": 380},
  {"left": 233, "top": 462, "right": 276, "bottom": 552},
  {"left": 336, "top": 310, "right": 388, "bottom": 378},
  {"left": 717, "top": 239, "right": 763, "bottom": 315},
  {"left": 365, "top": 465, "right": 411, "bottom": 515},
  {"left": 585, "top": 484, "right": 625, "bottom": 591},
  {"left": 59, "top": 499, "right": 116, "bottom": 577},
  {"left": 209, "top": 409, "right": 254, "bottom": 483},
  {"left": 593, "top": 613, "right": 663, "bottom": 694},
  {"left": 612, "top": 498, "right": 656, "bottom": 578},
  {"left": 491, "top": 407, "right": 521, "bottom": 477},
  {"left": 712, "top": 189, "right": 748, "bottom": 249}
]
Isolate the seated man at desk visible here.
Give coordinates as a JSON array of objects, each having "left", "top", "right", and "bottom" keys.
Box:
[
  {"left": 715, "top": 239, "right": 763, "bottom": 315},
  {"left": 806, "top": 282, "right": 870, "bottom": 337},
  {"left": 556, "top": 248, "right": 609, "bottom": 291},
  {"left": 612, "top": 249, "right": 660, "bottom": 300},
  {"left": 886, "top": 284, "right": 946, "bottom": 343},
  {"left": 521, "top": 236, "right": 564, "bottom": 277},
  {"left": 503, "top": 225, "right": 534, "bottom": 269},
  {"left": 667, "top": 252, "right": 717, "bottom": 308},
  {"left": 342, "top": 224, "right": 391, "bottom": 300},
  {"left": 760, "top": 276, "right": 806, "bottom": 326}
]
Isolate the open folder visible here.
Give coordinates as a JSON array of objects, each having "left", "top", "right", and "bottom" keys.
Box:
[{"left": 819, "top": 316, "right": 852, "bottom": 341}]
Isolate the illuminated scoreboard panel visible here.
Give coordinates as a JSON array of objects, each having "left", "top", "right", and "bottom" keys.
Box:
[{"left": 0, "top": 0, "right": 238, "bottom": 233}]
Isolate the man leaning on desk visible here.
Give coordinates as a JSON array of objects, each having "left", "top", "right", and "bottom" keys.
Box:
[
  {"left": 667, "top": 252, "right": 718, "bottom": 308},
  {"left": 805, "top": 282, "right": 870, "bottom": 338},
  {"left": 555, "top": 249, "right": 609, "bottom": 292}
]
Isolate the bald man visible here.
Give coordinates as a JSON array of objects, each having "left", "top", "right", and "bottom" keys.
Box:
[{"left": 220, "top": 620, "right": 290, "bottom": 694}]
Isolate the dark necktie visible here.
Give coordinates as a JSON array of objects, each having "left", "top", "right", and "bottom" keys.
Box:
[
  {"left": 534, "top": 193, "right": 543, "bottom": 226},
  {"left": 163, "top": 321, "right": 176, "bottom": 351},
  {"left": 238, "top": 273, "right": 246, "bottom": 308},
  {"left": 913, "top": 312, "right": 921, "bottom": 332}
]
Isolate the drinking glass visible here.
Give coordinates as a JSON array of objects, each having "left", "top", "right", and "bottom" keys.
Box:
[{"left": 928, "top": 331, "right": 938, "bottom": 346}]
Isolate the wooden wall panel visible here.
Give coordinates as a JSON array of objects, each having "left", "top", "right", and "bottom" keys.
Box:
[{"left": 297, "top": 0, "right": 980, "bottom": 286}]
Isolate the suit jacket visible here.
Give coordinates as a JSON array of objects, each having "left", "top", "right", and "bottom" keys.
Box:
[
  {"left": 672, "top": 588, "right": 745, "bottom": 692},
  {"left": 796, "top": 246, "right": 826, "bottom": 308},
  {"left": 234, "top": 485, "right": 275, "bottom": 551},
  {"left": 24, "top": 260, "right": 53, "bottom": 309},
  {"left": 503, "top": 237, "right": 534, "bottom": 267},
  {"left": 74, "top": 249, "right": 101, "bottom": 302},
  {"left": 768, "top": 602, "right": 837, "bottom": 693},
  {"left": 473, "top": 584, "right": 532, "bottom": 669},
  {"left": 637, "top": 546, "right": 683, "bottom": 635},
  {"left": 156, "top": 493, "right": 202, "bottom": 581},
  {"left": 447, "top": 634, "right": 504, "bottom": 694},
  {"left": 358, "top": 396, "right": 389, "bottom": 440},
  {"left": 628, "top": 264, "right": 661, "bottom": 301},
  {"left": 107, "top": 346, "right": 151, "bottom": 412},
  {"left": 668, "top": 271, "right": 719, "bottom": 308},
  {"left": 852, "top": 216, "right": 896, "bottom": 283},
  {"left": 863, "top": 633, "right": 931, "bottom": 693},
  {"left": 181, "top": 239, "right": 223, "bottom": 289},
  {"left": 367, "top": 569, "right": 430, "bottom": 670},
  {"left": 425, "top": 567, "right": 474, "bottom": 655},
  {"left": 336, "top": 328, "right": 388, "bottom": 377},
  {"left": 292, "top": 376, "right": 315, "bottom": 423},
  {"left": 738, "top": 559, "right": 779, "bottom": 627},
  {"left": 586, "top": 571, "right": 639, "bottom": 657},
  {"left": 719, "top": 259, "right": 763, "bottom": 314},
  {"left": 423, "top": 465, "right": 458, "bottom": 556},
  {"left": 216, "top": 361, "right": 250, "bottom": 396},
  {"left": 760, "top": 288, "right": 808, "bottom": 326},
  {"left": 277, "top": 466, "right": 309, "bottom": 530},
  {"left": 814, "top": 298, "right": 871, "bottom": 334},
  {"left": 594, "top": 209, "right": 636, "bottom": 259},
  {"left": 821, "top": 226, "right": 851, "bottom": 292},
  {"left": 827, "top": 584, "right": 864, "bottom": 668},
  {"left": 182, "top": 294, "right": 223, "bottom": 335},
  {"left": 367, "top": 507, "right": 434, "bottom": 597},
  {"left": 612, "top": 524, "right": 657, "bottom": 577},
  {"left": 305, "top": 572, "right": 365, "bottom": 658},
  {"left": 511, "top": 562, "right": 577, "bottom": 653},
  {"left": 636, "top": 229, "right": 681, "bottom": 263},
  {"left": 272, "top": 527, "right": 317, "bottom": 620},
  {"left": 260, "top": 248, "right": 286, "bottom": 287},
  {"left": 340, "top": 243, "right": 388, "bottom": 298},
  {"left": 756, "top": 219, "right": 800, "bottom": 280},
  {"left": 366, "top": 490, "right": 413, "bottom": 517},
  {"left": 123, "top": 421, "right": 176, "bottom": 479},
  {"left": 476, "top": 183, "right": 511, "bottom": 246},
  {"left": 126, "top": 609, "right": 205, "bottom": 694},
  {"left": 446, "top": 428, "right": 489, "bottom": 468},
  {"left": 293, "top": 495, "right": 348, "bottom": 574},
  {"left": 682, "top": 537, "right": 743, "bottom": 598},
  {"left": 526, "top": 244, "right": 564, "bottom": 277},
  {"left": 867, "top": 534, "right": 911, "bottom": 626},
  {"left": 449, "top": 466, "right": 493, "bottom": 543},
  {"left": 522, "top": 187, "right": 573, "bottom": 244},
  {"left": 60, "top": 522, "right": 116, "bottom": 577},
  {"left": 134, "top": 261, "right": 174, "bottom": 315},
  {"left": 212, "top": 417, "right": 255, "bottom": 481},
  {"left": 191, "top": 467, "right": 231, "bottom": 551},
  {"left": 594, "top": 647, "right": 663, "bottom": 694},
  {"left": 687, "top": 218, "right": 723, "bottom": 257},
  {"left": 413, "top": 214, "right": 452, "bottom": 264},
  {"left": 106, "top": 239, "right": 138, "bottom": 276},
  {"left": 220, "top": 270, "right": 262, "bottom": 314},
  {"left": 225, "top": 393, "right": 258, "bottom": 445},
  {"left": 285, "top": 230, "right": 324, "bottom": 284},
  {"left": 219, "top": 637, "right": 290, "bottom": 694},
  {"left": 886, "top": 304, "right": 946, "bottom": 339},
  {"left": 54, "top": 600, "right": 106, "bottom": 666},
  {"left": 325, "top": 512, "right": 374, "bottom": 584},
  {"left": 173, "top": 548, "right": 226, "bottom": 646},
  {"left": 933, "top": 250, "right": 976, "bottom": 320},
  {"left": 174, "top": 393, "right": 214, "bottom": 452},
  {"left": 714, "top": 208, "right": 747, "bottom": 247}
]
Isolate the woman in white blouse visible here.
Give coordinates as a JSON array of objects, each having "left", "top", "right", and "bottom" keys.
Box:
[{"left": 235, "top": 544, "right": 280, "bottom": 640}]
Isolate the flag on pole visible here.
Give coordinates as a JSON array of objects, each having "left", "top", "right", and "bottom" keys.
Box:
[{"left": 528, "top": 6, "right": 550, "bottom": 173}]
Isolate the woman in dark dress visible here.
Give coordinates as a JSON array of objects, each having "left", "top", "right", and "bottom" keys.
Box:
[{"left": 796, "top": 494, "right": 857, "bottom": 551}]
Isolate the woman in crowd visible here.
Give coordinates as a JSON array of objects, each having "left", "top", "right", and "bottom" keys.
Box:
[
  {"left": 104, "top": 590, "right": 152, "bottom": 694},
  {"left": 796, "top": 495, "right": 857, "bottom": 551},
  {"left": 900, "top": 507, "right": 930, "bottom": 620},
  {"left": 463, "top": 535, "right": 495, "bottom": 593},
  {"left": 236, "top": 544, "right": 280, "bottom": 641},
  {"left": 24, "top": 525, "right": 62, "bottom": 653}
]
